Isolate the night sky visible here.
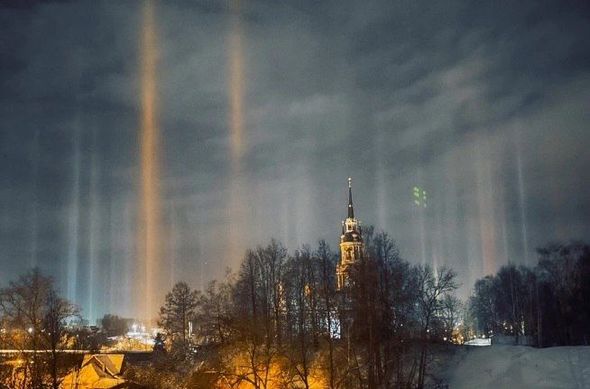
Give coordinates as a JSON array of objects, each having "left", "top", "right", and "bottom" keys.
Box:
[{"left": 1, "top": 0, "right": 589, "bottom": 323}]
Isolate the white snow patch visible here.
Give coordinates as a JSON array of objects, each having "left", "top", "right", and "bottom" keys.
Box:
[{"left": 445, "top": 345, "right": 590, "bottom": 389}]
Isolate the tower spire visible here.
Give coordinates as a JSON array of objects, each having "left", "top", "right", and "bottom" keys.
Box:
[
  {"left": 338, "top": 176, "right": 363, "bottom": 291},
  {"left": 348, "top": 177, "right": 354, "bottom": 218}
]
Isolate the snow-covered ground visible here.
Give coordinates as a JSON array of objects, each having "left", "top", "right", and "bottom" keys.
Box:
[{"left": 442, "top": 345, "right": 590, "bottom": 389}]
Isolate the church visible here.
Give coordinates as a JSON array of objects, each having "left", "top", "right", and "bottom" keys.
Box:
[{"left": 336, "top": 178, "right": 364, "bottom": 290}]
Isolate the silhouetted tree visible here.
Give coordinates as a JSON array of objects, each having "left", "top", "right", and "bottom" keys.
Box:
[
  {"left": 0, "top": 268, "right": 77, "bottom": 389},
  {"left": 195, "top": 278, "right": 234, "bottom": 345},
  {"left": 164, "top": 236, "right": 463, "bottom": 388},
  {"left": 284, "top": 248, "right": 314, "bottom": 388},
  {"left": 440, "top": 294, "right": 462, "bottom": 342},
  {"left": 469, "top": 275, "right": 497, "bottom": 336},
  {"left": 158, "top": 282, "right": 200, "bottom": 357},
  {"left": 469, "top": 242, "right": 590, "bottom": 347},
  {"left": 536, "top": 242, "right": 590, "bottom": 345},
  {"left": 0, "top": 268, "right": 53, "bottom": 388},
  {"left": 42, "top": 289, "right": 78, "bottom": 389},
  {"left": 414, "top": 265, "right": 458, "bottom": 388},
  {"left": 315, "top": 240, "right": 338, "bottom": 388}
]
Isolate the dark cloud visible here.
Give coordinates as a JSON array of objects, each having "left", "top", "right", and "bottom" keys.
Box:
[{"left": 0, "top": 0, "right": 588, "bottom": 321}]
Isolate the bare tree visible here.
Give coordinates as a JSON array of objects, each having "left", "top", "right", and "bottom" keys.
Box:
[
  {"left": 316, "top": 240, "right": 337, "bottom": 388},
  {"left": 0, "top": 268, "right": 77, "bottom": 389},
  {"left": 42, "top": 289, "right": 79, "bottom": 389},
  {"left": 285, "top": 247, "right": 315, "bottom": 388},
  {"left": 440, "top": 294, "right": 462, "bottom": 342},
  {"left": 414, "top": 265, "right": 458, "bottom": 388},
  {"left": 196, "top": 278, "right": 234, "bottom": 345},
  {"left": 0, "top": 268, "right": 53, "bottom": 388}
]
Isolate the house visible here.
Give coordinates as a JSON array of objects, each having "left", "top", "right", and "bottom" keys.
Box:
[{"left": 60, "top": 354, "right": 138, "bottom": 389}]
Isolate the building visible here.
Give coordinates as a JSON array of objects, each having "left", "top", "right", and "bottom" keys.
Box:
[
  {"left": 336, "top": 177, "right": 364, "bottom": 290},
  {"left": 60, "top": 354, "right": 138, "bottom": 389}
]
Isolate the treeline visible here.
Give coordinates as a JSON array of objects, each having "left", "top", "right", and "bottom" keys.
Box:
[
  {"left": 146, "top": 229, "right": 461, "bottom": 389},
  {"left": 469, "top": 241, "right": 590, "bottom": 347},
  {"left": 0, "top": 269, "right": 82, "bottom": 389}
]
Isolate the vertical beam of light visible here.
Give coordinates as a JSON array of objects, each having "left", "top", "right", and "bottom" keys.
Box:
[
  {"left": 294, "top": 172, "right": 313, "bottom": 246},
  {"left": 516, "top": 153, "right": 529, "bottom": 262},
  {"left": 418, "top": 203, "right": 427, "bottom": 266},
  {"left": 413, "top": 171, "right": 428, "bottom": 266},
  {"left": 226, "top": 0, "right": 247, "bottom": 267},
  {"left": 431, "top": 189, "right": 443, "bottom": 272},
  {"left": 123, "top": 195, "right": 135, "bottom": 316},
  {"left": 281, "top": 195, "right": 290, "bottom": 248},
  {"left": 29, "top": 130, "right": 40, "bottom": 268},
  {"left": 499, "top": 189, "right": 510, "bottom": 264},
  {"left": 138, "top": 0, "right": 161, "bottom": 322},
  {"left": 88, "top": 127, "right": 100, "bottom": 324},
  {"left": 375, "top": 129, "right": 387, "bottom": 230},
  {"left": 187, "top": 211, "right": 204, "bottom": 289},
  {"left": 496, "top": 168, "right": 510, "bottom": 265},
  {"left": 474, "top": 137, "right": 497, "bottom": 276},
  {"left": 67, "top": 124, "right": 81, "bottom": 304},
  {"left": 109, "top": 200, "right": 118, "bottom": 315},
  {"left": 229, "top": 0, "right": 245, "bottom": 171},
  {"left": 168, "top": 202, "right": 178, "bottom": 286},
  {"left": 515, "top": 130, "right": 529, "bottom": 265}
]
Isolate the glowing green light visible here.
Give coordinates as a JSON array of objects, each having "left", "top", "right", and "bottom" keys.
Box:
[{"left": 412, "top": 186, "right": 429, "bottom": 208}]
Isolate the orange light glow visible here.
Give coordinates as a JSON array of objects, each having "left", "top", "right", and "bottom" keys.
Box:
[
  {"left": 474, "top": 141, "right": 498, "bottom": 276},
  {"left": 138, "top": 0, "right": 160, "bottom": 321},
  {"left": 226, "top": 0, "right": 246, "bottom": 266}
]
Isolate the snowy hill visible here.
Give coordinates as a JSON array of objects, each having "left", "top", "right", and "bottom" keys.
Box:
[{"left": 442, "top": 345, "right": 590, "bottom": 389}]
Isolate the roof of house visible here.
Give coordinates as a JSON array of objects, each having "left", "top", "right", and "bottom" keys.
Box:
[{"left": 60, "top": 354, "right": 129, "bottom": 389}]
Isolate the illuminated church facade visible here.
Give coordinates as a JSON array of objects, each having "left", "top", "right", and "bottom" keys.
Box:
[{"left": 336, "top": 178, "right": 364, "bottom": 290}]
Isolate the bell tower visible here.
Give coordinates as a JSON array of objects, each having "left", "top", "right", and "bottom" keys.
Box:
[{"left": 337, "top": 177, "right": 364, "bottom": 290}]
